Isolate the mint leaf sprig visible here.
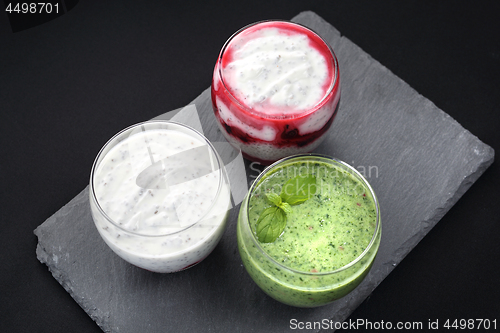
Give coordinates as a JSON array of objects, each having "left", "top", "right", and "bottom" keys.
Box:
[{"left": 256, "top": 174, "right": 317, "bottom": 243}]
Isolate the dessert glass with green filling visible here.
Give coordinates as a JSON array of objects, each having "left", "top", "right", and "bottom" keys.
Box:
[{"left": 237, "top": 154, "right": 381, "bottom": 307}]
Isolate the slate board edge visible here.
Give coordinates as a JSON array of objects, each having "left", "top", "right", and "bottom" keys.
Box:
[{"left": 34, "top": 187, "right": 114, "bottom": 333}]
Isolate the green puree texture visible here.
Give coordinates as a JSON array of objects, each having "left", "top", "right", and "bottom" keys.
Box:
[
  {"left": 237, "top": 159, "right": 381, "bottom": 307},
  {"left": 248, "top": 161, "right": 377, "bottom": 274}
]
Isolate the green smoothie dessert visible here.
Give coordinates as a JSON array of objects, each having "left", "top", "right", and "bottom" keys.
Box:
[{"left": 237, "top": 154, "right": 381, "bottom": 307}]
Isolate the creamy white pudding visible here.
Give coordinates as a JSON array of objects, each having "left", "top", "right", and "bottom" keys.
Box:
[{"left": 89, "top": 121, "right": 231, "bottom": 273}]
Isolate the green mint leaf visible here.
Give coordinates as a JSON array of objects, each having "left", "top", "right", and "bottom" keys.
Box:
[
  {"left": 256, "top": 206, "right": 287, "bottom": 243},
  {"left": 265, "top": 192, "right": 282, "bottom": 206},
  {"left": 278, "top": 201, "right": 292, "bottom": 215},
  {"left": 255, "top": 175, "right": 317, "bottom": 243},
  {"left": 280, "top": 174, "right": 317, "bottom": 205}
]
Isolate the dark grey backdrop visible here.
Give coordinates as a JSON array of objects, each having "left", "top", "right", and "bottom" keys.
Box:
[{"left": 1, "top": 1, "right": 499, "bottom": 332}]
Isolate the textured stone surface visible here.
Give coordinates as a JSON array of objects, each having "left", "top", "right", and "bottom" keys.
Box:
[{"left": 34, "top": 11, "right": 494, "bottom": 333}]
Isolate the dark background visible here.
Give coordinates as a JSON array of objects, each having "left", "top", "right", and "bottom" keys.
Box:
[{"left": 1, "top": 1, "right": 499, "bottom": 332}]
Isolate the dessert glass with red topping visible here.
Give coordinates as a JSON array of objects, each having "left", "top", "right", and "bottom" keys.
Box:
[{"left": 211, "top": 20, "right": 340, "bottom": 164}]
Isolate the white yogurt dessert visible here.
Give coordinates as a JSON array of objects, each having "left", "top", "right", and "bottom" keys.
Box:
[
  {"left": 212, "top": 20, "right": 341, "bottom": 164},
  {"left": 89, "top": 121, "right": 231, "bottom": 273}
]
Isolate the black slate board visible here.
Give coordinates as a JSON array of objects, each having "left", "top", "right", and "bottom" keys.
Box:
[{"left": 34, "top": 11, "right": 494, "bottom": 333}]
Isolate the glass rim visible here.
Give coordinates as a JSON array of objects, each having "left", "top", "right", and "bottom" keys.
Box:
[
  {"left": 89, "top": 120, "right": 225, "bottom": 237},
  {"left": 217, "top": 19, "right": 340, "bottom": 120},
  {"left": 245, "top": 153, "right": 381, "bottom": 276}
]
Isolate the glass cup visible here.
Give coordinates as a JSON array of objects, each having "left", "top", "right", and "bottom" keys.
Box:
[
  {"left": 211, "top": 20, "right": 341, "bottom": 165},
  {"left": 237, "top": 154, "right": 381, "bottom": 307},
  {"left": 89, "top": 121, "right": 231, "bottom": 273}
]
